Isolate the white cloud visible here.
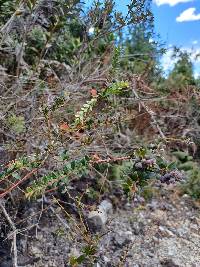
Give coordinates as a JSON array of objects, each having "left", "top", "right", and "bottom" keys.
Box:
[
  {"left": 88, "top": 27, "right": 95, "bottom": 35},
  {"left": 187, "top": 47, "right": 200, "bottom": 62},
  {"left": 161, "top": 48, "right": 178, "bottom": 75},
  {"left": 192, "top": 40, "right": 198, "bottom": 45},
  {"left": 154, "top": 0, "right": 193, "bottom": 6},
  {"left": 185, "top": 49, "right": 200, "bottom": 76},
  {"left": 176, "top": 8, "right": 200, "bottom": 22},
  {"left": 161, "top": 46, "right": 200, "bottom": 76}
]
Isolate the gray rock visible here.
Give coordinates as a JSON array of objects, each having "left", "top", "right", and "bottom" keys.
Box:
[
  {"left": 176, "top": 226, "right": 189, "bottom": 237},
  {"left": 40, "top": 59, "right": 71, "bottom": 82},
  {"left": 160, "top": 259, "right": 180, "bottom": 267},
  {"left": 114, "top": 230, "right": 134, "bottom": 248},
  {"left": 88, "top": 209, "right": 107, "bottom": 232},
  {"left": 147, "top": 200, "right": 158, "bottom": 211},
  {"left": 0, "top": 261, "right": 12, "bottom": 267},
  {"left": 159, "top": 226, "right": 174, "bottom": 237},
  {"left": 99, "top": 200, "right": 113, "bottom": 214},
  {"left": 30, "top": 245, "right": 43, "bottom": 257},
  {"left": 103, "top": 256, "right": 110, "bottom": 264},
  {"left": 132, "top": 221, "right": 145, "bottom": 235},
  {"left": 87, "top": 200, "right": 113, "bottom": 232}
]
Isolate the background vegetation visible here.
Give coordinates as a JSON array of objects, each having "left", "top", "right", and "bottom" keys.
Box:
[{"left": 0, "top": 0, "right": 200, "bottom": 266}]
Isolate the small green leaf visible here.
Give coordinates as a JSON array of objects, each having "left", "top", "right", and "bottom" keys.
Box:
[
  {"left": 12, "top": 172, "right": 21, "bottom": 180},
  {"left": 167, "top": 161, "right": 177, "bottom": 170},
  {"left": 71, "top": 161, "right": 76, "bottom": 170}
]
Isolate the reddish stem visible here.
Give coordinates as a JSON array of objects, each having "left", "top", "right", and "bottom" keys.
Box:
[
  {"left": 0, "top": 169, "right": 37, "bottom": 198},
  {"left": 90, "top": 156, "right": 130, "bottom": 164}
]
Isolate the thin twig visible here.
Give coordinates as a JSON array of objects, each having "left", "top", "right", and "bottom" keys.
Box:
[
  {"left": 90, "top": 156, "right": 131, "bottom": 164},
  {"left": 131, "top": 79, "right": 166, "bottom": 140},
  {"left": 0, "top": 169, "right": 38, "bottom": 199},
  {"left": 0, "top": 200, "right": 18, "bottom": 267}
]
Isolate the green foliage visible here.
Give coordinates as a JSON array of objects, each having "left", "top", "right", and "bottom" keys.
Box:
[
  {"left": 110, "top": 148, "right": 177, "bottom": 198},
  {"left": 172, "top": 151, "right": 200, "bottom": 199},
  {"left": 179, "top": 161, "right": 196, "bottom": 172},
  {"left": 120, "top": 19, "right": 164, "bottom": 83},
  {"left": 26, "top": 156, "right": 90, "bottom": 199},
  {"left": 121, "top": 160, "right": 157, "bottom": 197},
  {"left": 0, "top": 156, "right": 40, "bottom": 181},
  {"left": 25, "top": 27, "right": 47, "bottom": 65},
  {"left": 74, "top": 98, "right": 97, "bottom": 126},
  {"left": 172, "top": 151, "right": 195, "bottom": 172},
  {"left": 0, "top": 0, "right": 16, "bottom": 24},
  {"left": 7, "top": 114, "right": 26, "bottom": 134},
  {"left": 111, "top": 46, "right": 121, "bottom": 73},
  {"left": 108, "top": 161, "right": 133, "bottom": 181},
  {"left": 86, "top": 187, "right": 99, "bottom": 200},
  {"left": 46, "top": 17, "right": 84, "bottom": 65},
  {"left": 141, "top": 184, "right": 158, "bottom": 201},
  {"left": 69, "top": 244, "right": 97, "bottom": 266},
  {"left": 2, "top": 1, "right": 198, "bottom": 266},
  {"left": 102, "top": 81, "right": 129, "bottom": 97},
  {"left": 172, "top": 151, "right": 193, "bottom": 162},
  {"left": 181, "top": 167, "right": 200, "bottom": 199},
  {"left": 167, "top": 51, "right": 196, "bottom": 90}
]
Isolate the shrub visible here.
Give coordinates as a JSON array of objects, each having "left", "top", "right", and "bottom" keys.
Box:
[
  {"left": 181, "top": 167, "right": 200, "bottom": 199},
  {"left": 7, "top": 114, "right": 26, "bottom": 134}
]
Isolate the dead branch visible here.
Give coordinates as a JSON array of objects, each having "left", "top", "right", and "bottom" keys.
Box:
[{"left": 0, "top": 199, "right": 18, "bottom": 267}]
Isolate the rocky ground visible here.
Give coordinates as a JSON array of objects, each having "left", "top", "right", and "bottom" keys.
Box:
[{"left": 0, "top": 184, "right": 200, "bottom": 267}]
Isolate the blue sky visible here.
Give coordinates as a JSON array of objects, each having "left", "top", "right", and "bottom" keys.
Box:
[
  {"left": 153, "top": 0, "right": 200, "bottom": 77},
  {"left": 153, "top": 0, "right": 200, "bottom": 48},
  {"left": 86, "top": 0, "right": 200, "bottom": 77}
]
